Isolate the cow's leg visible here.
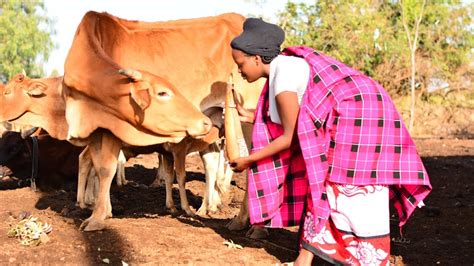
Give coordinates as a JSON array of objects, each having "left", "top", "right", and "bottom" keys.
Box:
[
  {"left": 207, "top": 149, "right": 223, "bottom": 212},
  {"left": 197, "top": 146, "right": 221, "bottom": 216},
  {"left": 150, "top": 152, "right": 167, "bottom": 188},
  {"left": 115, "top": 150, "right": 127, "bottom": 186},
  {"left": 226, "top": 173, "right": 269, "bottom": 239},
  {"left": 216, "top": 141, "right": 233, "bottom": 199},
  {"left": 76, "top": 146, "right": 92, "bottom": 209},
  {"left": 174, "top": 150, "right": 195, "bottom": 216},
  {"left": 81, "top": 151, "right": 101, "bottom": 211},
  {"left": 82, "top": 159, "right": 111, "bottom": 216},
  {"left": 79, "top": 132, "right": 120, "bottom": 231},
  {"left": 84, "top": 173, "right": 99, "bottom": 208},
  {"left": 227, "top": 186, "right": 250, "bottom": 231},
  {"left": 161, "top": 153, "right": 178, "bottom": 214},
  {"left": 196, "top": 149, "right": 210, "bottom": 216}
]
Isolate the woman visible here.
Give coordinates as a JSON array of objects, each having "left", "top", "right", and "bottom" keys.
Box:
[{"left": 229, "top": 18, "right": 432, "bottom": 265}]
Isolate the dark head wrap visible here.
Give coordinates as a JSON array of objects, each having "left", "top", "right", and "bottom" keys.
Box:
[{"left": 231, "top": 18, "right": 285, "bottom": 62}]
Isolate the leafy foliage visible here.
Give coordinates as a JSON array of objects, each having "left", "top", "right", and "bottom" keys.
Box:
[
  {"left": 0, "top": 0, "right": 55, "bottom": 83},
  {"left": 278, "top": 0, "right": 473, "bottom": 96}
]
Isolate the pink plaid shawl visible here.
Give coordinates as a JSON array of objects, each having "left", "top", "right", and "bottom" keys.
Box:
[{"left": 247, "top": 46, "right": 432, "bottom": 233}]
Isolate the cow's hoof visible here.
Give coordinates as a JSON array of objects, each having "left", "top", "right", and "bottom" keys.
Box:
[
  {"left": 167, "top": 206, "right": 179, "bottom": 216},
  {"left": 80, "top": 218, "right": 106, "bottom": 231},
  {"left": 117, "top": 179, "right": 128, "bottom": 186},
  {"left": 149, "top": 179, "right": 165, "bottom": 188},
  {"left": 196, "top": 205, "right": 207, "bottom": 216},
  {"left": 207, "top": 204, "right": 219, "bottom": 213},
  {"left": 148, "top": 181, "right": 160, "bottom": 188},
  {"left": 76, "top": 202, "right": 87, "bottom": 209},
  {"left": 76, "top": 202, "right": 94, "bottom": 210},
  {"left": 246, "top": 226, "right": 269, "bottom": 239},
  {"left": 183, "top": 207, "right": 196, "bottom": 217},
  {"left": 226, "top": 216, "right": 249, "bottom": 231}
]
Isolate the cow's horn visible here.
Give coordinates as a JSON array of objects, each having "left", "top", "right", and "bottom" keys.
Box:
[
  {"left": 21, "top": 69, "right": 27, "bottom": 76},
  {"left": 20, "top": 127, "right": 39, "bottom": 139},
  {"left": 118, "top": 69, "right": 142, "bottom": 81}
]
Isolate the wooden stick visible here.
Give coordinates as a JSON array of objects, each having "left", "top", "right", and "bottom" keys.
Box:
[{"left": 224, "top": 74, "right": 248, "bottom": 161}]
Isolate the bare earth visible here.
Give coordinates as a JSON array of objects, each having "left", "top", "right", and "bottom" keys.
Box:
[{"left": 0, "top": 138, "right": 473, "bottom": 265}]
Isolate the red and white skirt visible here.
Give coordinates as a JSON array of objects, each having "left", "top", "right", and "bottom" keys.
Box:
[{"left": 300, "top": 182, "right": 390, "bottom": 266}]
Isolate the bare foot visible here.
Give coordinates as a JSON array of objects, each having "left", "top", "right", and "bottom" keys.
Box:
[
  {"left": 226, "top": 215, "right": 249, "bottom": 231},
  {"left": 294, "top": 248, "right": 314, "bottom": 266}
]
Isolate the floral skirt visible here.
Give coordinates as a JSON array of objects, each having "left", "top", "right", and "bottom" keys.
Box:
[{"left": 300, "top": 182, "right": 390, "bottom": 266}]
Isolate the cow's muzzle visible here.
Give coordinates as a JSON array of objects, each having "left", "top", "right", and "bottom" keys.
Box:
[{"left": 187, "top": 116, "right": 213, "bottom": 139}]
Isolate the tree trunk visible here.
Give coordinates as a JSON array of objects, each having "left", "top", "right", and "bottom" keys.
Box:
[{"left": 409, "top": 48, "right": 416, "bottom": 132}]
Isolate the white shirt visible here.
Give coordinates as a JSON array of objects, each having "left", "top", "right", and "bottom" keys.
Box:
[{"left": 268, "top": 55, "right": 310, "bottom": 124}]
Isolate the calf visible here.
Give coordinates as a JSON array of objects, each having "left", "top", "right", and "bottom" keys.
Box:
[
  {"left": 82, "top": 124, "right": 232, "bottom": 216},
  {"left": 158, "top": 126, "right": 231, "bottom": 216}
]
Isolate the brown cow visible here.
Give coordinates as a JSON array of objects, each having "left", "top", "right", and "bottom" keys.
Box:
[
  {"left": 0, "top": 75, "right": 125, "bottom": 198},
  {"left": 0, "top": 75, "right": 69, "bottom": 140},
  {"left": 62, "top": 12, "right": 263, "bottom": 230},
  {"left": 0, "top": 73, "right": 223, "bottom": 226},
  {"left": 1, "top": 68, "right": 211, "bottom": 231}
]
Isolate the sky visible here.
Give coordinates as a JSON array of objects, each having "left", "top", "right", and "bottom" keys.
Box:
[{"left": 42, "top": 0, "right": 293, "bottom": 74}]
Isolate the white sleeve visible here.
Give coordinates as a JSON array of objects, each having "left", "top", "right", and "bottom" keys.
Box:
[
  {"left": 272, "top": 58, "right": 309, "bottom": 97},
  {"left": 268, "top": 56, "right": 310, "bottom": 124}
]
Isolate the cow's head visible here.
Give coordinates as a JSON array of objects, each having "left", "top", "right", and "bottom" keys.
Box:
[
  {"left": 118, "top": 69, "right": 212, "bottom": 138},
  {"left": 0, "top": 73, "right": 48, "bottom": 122}
]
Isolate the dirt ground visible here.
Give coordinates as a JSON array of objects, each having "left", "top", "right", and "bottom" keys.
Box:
[{"left": 0, "top": 138, "right": 473, "bottom": 265}]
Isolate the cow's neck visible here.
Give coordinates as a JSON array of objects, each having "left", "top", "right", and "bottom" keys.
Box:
[
  {"left": 34, "top": 81, "right": 69, "bottom": 139},
  {"left": 12, "top": 112, "right": 67, "bottom": 140}
]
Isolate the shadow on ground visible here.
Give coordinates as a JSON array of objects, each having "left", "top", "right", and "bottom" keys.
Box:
[{"left": 2, "top": 149, "right": 473, "bottom": 265}]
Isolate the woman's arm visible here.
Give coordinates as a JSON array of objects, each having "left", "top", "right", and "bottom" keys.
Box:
[{"left": 230, "top": 91, "right": 299, "bottom": 172}]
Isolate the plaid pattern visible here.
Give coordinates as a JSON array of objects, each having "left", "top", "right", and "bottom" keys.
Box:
[
  {"left": 247, "top": 81, "right": 308, "bottom": 227},
  {"left": 247, "top": 45, "right": 432, "bottom": 233}
]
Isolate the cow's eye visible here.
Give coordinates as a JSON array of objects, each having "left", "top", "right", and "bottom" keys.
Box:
[
  {"left": 154, "top": 87, "right": 173, "bottom": 101},
  {"left": 157, "top": 91, "right": 170, "bottom": 97},
  {"left": 3, "top": 89, "right": 11, "bottom": 95}
]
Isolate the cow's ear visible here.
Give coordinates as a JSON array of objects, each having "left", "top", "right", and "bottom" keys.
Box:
[
  {"left": 25, "top": 81, "right": 47, "bottom": 96},
  {"left": 130, "top": 86, "right": 150, "bottom": 110}
]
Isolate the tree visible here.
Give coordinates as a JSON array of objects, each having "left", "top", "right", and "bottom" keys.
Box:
[
  {"left": 49, "top": 68, "right": 59, "bottom": 77},
  {"left": 279, "top": 1, "right": 413, "bottom": 95},
  {"left": 400, "top": 0, "right": 426, "bottom": 132},
  {"left": 0, "top": 0, "right": 55, "bottom": 83},
  {"left": 278, "top": 0, "right": 473, "bottom": 97}
]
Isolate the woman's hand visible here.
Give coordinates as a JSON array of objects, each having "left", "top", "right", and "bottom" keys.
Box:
[
  {"left": 229, "top": 156, "right": 252, "bottom": 172},
  {"left": 236, "top": 103, "right": 255, "bottom": 123}
]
